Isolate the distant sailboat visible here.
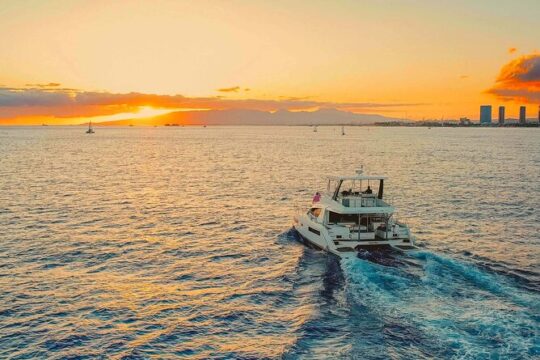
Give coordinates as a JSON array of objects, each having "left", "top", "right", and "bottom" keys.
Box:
[
  {"left": 86, "top": 120, "right": 95, "bottom": 134},
  {"left": 341, "top": 126, "right": 345, "bottom": 136}
]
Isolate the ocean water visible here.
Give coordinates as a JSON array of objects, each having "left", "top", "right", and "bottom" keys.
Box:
[{"left": 0, "top": 126, "right": 538, "bottom": 359}]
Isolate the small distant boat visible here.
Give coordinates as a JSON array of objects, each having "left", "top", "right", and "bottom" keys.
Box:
[
  {"left": 341, "top": 126, "right": 345, "bottom": 136},
  {"left": 86, "top": 121, "right": 95, "bottom": 134},
  {"left": 313, "top": 125, "right": 318, "bottom": 132}
]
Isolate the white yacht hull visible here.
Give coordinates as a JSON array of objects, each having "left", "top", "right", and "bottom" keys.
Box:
[{"left": 293, "top": 214, "right": 416, "bottom": 259}]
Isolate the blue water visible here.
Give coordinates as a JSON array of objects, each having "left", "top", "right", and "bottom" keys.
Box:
[{"left": 0, "top": 126, "right": 538, "bottom": 359}]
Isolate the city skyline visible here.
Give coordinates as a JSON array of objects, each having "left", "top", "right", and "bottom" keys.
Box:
[
  {"left": 478, "top": 103, "right": 539, "bottom": 125},
  {"left": 0, "top": 0, "right": 539, "bottom": 125}
]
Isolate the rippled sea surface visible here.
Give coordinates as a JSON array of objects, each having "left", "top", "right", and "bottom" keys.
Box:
[{"left": 0, "top": 126, "right": 539, "bottom": 359}]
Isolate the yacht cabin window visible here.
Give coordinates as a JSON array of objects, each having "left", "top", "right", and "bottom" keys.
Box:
[
  {"left": 309, "top": 208, "right": 322, "bottom": 217},
  {"left": 328, "top": 212, "right": 357, "bottom": 224},
  {"left": 327, "top": 212, "right": 386, "bottom": 227}
]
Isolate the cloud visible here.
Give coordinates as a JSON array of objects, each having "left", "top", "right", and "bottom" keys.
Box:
[
  {"left": 0, "top": 88, "right": 73, "bottom": 107},
  {"left": 217, "top": 86, "right": 240, "bottom": 93},
  {"left": 497, "top": 54, "right": 540, "bottom": 83},
  {"left": 486, "top": 53, "right": 540, "bottom": 103},
  {"left": 0, "top": 86, "right": 425, "bottom": 120},
  {"left": 25, "top": 82, "right": 62, "bottom": 88},
  {"left": 485, "top": 88, "right": 540, "bottom": 103},
  {"left": 278, "top": 96, "right": 313, "bottom": 101},
  {"left": 508, "top": 47, "right": 517, "bottom": 54}
]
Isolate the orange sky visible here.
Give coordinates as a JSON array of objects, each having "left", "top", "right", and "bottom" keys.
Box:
[{"left": 0, "top": 0, "right": 539, "bottom": 124}]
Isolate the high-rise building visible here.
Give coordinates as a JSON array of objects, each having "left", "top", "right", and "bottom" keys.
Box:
[
  {"left": 519, "top": 106, "right": 526, "bottom": 124},
  {"left": 498, "top": 106, "right": 505, "bottom": 125},
  {"left": 480, "top": 105, "right": 492, "bottom": 124}
]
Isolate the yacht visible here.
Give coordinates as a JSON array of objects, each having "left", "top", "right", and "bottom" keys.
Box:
[
  {"left": 293, "top": 167, "right": 416, "bottom": 258},
  {"left": 86, "top": 120, "right": 95, "bottom": 134}
]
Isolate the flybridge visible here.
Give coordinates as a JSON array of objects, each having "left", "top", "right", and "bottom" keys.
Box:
[{"left": 327, "top": 168, "right": 386, "bottom": 201}]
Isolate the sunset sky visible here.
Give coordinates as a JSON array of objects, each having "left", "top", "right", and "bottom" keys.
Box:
[{"left": 1, "top": 0, "right": 539, "bottom": 124}]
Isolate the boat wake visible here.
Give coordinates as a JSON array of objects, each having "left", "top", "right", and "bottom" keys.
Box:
[
  {"left": 341, "top": 250, "right": 539, "bottom": 359},
  {"left": 284, "top": 233, "right": 539, "bottom": 359}
]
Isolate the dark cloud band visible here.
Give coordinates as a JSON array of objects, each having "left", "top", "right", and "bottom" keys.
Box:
[{"left": 0, "top": 87, "right": 424, "bottom": 119}]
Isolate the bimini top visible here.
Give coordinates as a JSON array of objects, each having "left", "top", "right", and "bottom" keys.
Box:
[
  {"left": 327, "top": 174, "right": 387, "bottom": 181},
  {"left": 327, "top": 167, "right": 387, "bottom": 182}
]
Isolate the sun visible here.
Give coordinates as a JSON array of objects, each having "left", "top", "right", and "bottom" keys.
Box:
[
  {"left": 131, "top": 106, "right": 175, "bottom": 119},
  {"left": 78, "top": 106, "right": 175, "bottom": 124}
]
